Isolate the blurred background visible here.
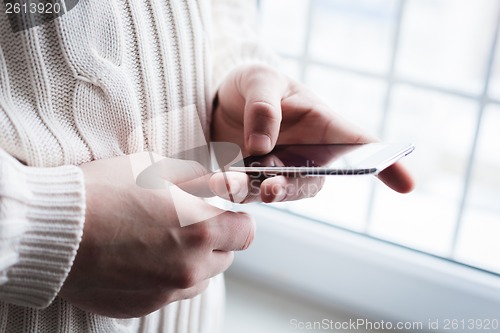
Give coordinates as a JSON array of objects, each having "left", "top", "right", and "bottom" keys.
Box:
[{"left": 223, "top": 1, "right": 500, "bottom": 332}]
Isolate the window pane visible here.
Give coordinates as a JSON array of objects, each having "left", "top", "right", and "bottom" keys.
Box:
[
  {"left": 396, "top": 0, "right": 498, "bottom": 94},
  {"left": 488, "top": 32, "right": 500, "bottom": 101},
  {"left": 305, "top": 65, "right": 386, "bottom": 135},
  {"left": 280, "top": 58, "right": 301, "bottom": 82},
  {"left": 455, "top": 105, "right": 500, "bottom": 274},
  {"left": 369, "top": 86, "right": 477, "bottom": 256},
  {"left": 260, "top": 0, "right": 309, "bottom": 57},
  {"left": 310, "top": 0, "right": 398, "bottom": 74},
  {"left": 258, "top": 0, "right": 499, "bottom": 273}
]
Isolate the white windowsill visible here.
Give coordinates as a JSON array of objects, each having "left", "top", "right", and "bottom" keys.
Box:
[
  {"left": 228, "top": 203, "right": 500, "bottom": 332},
  {"left": 224, "top": 273, "right": 398, "bottom": 333}
]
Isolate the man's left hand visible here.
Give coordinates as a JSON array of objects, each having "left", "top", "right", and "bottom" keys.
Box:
[{"left": 211, "top": 64, "right": 414, "bottom": 203}]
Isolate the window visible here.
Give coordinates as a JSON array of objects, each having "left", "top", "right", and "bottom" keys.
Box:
[{"left": 257, "top": 0, "right": 500, "bottom": 275}]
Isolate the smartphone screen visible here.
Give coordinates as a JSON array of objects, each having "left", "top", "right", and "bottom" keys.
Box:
[{"left": 228, "top": 143, "right": 414, "bottom": 176}]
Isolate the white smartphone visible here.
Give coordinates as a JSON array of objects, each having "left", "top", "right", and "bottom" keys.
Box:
[{"left": 228, "top": 143, "right": 414, "bottom": 176}]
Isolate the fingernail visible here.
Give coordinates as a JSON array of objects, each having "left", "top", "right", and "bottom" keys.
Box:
[
  {"left": 249, "top": 134, "right": 272, "bottom": 153},
  {"left": 231, "top": 177, "right": 250, "bottom": 203},
  {"left": 211, "top": 179, "right": 227, "bottom": 197},
  {"left": 228, "top": 178, "right": 240, "bottom": 196},
  {"left": 273, "top": 185, "right": 287, "bottom": 202}
]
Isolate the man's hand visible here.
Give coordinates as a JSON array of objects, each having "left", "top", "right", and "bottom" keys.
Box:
[
  {"left": 211, "top": 64, "right": 414, "bottom": 202},
  {"left": 59, "top": 154, "right": 254, "bottom": 318}
]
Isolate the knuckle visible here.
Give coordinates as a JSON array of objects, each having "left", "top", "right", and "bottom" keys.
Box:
[
  {"left": 176, "top": 265, "right": 200, "bottom": 289},
  {"left": 245, "top": 63, "right": 275, "bottom": 77},
  {"left": 250, "top": 101, "right": 281, "bottom": 120},
  {"left": 241, "top": 63, "right": 286, "bottom": 89},
  {"left": 188, "top": 224, "right": 213, "bottom": 247}
]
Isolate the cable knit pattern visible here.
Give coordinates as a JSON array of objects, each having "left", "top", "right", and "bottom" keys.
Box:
[{"left": 0, "top": 0, "right": 274, "bottom": 332}]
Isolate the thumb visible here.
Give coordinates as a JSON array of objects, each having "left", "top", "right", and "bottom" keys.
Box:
[{"left": 241, "top": 66, "right": 288, "bottom": 155}]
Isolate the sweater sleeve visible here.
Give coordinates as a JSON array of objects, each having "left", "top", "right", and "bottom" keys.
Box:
[
  {"left": 211, "top": 0, "right": 280, "bottom": 91},
  {"left": 0, "top": 149, "right": 85, "bottom": 309}
]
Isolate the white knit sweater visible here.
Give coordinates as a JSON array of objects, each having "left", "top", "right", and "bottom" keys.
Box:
[{"left": 0, "top": 0, "right": 275, "bottom": 332}]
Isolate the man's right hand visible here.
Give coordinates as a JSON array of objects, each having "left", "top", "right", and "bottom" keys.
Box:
[{"left": 59, "top": 153, "right": 255, "bottom": 318}]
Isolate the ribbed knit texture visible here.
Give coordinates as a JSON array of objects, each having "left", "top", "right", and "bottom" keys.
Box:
[
  {"left": 0, "top": 0, "right": 275, "bottom": 332},
  {"left": 0, "top": 151, "right": 85, "bottom": 309}
]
